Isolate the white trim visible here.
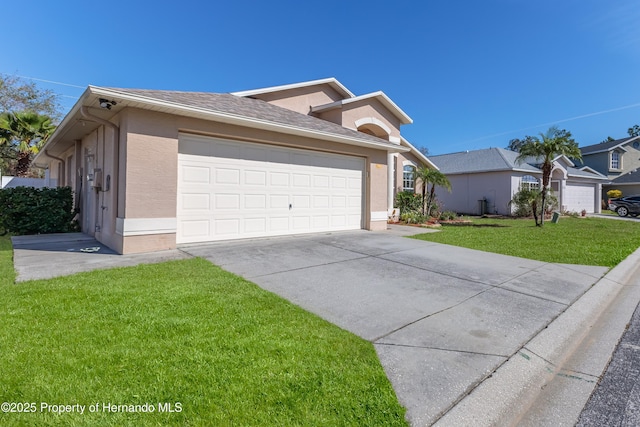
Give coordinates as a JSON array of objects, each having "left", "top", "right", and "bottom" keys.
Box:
[
  {"left": 389, "top": 136, "right": 401, "bottom": 144},
  {"left": 231, "top": 77, "right": 355, "bottom": 99},
  {"left": 354, "top": 117, "right": 392, "bottom": 136},
  {"left": 402, "top": 159, "right": 417, "bottom": 167},
  {"left": 371, "top": 211, "right": 388, "bottom": 221},
  {"left": 116, "top": 217, "right": 177, "bottom": 236}
]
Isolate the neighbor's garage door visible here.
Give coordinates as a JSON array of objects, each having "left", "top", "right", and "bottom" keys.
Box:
[
  {"left": 564, "top": 183, "right": 595, "bottom": 213},
  {"left": 177, "top": 134, "right": 364, "bottom": 244}
]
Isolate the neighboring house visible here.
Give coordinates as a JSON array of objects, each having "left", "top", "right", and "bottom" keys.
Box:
[
  {"left": 430, "top": 147, "right": 607, "bottom": 215},
  {"left": 34, "top": 78, "right": 435, "bottom": 254},
  {"left": 580, "top": 136, "right": 640, "bottom": 197},
  {"left": 0, "top": 175, "right": 46, "bottom": 189}
]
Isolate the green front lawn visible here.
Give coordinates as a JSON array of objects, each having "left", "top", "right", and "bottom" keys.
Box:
[
  {"left": 412, "top": 217, "right": 640, "bottom": 267},
  {"left": 0, "top": 236, "right": 407, "bottom": 426}
]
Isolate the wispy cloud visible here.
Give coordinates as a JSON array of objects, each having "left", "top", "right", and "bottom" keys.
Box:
[{"left": 459, "top": 101, "right": 640, "bottom": 145}]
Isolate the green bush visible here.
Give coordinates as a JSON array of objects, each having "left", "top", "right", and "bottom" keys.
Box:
[
  {"left": 0, "top": 186, "right": 79, "bottom": 235},
  {"left": 439, "top": 210, "right": 457, "bottom": 221},
  {"left": 400, "top": 211, "right": 428, "bottom": 224},
  {"left": 395, "top": 191, "right": 423, "bottom": 214}
]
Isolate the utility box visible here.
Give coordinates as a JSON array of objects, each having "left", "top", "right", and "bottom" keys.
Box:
[{"left": 478, "top": 198, "right": 488, "bottom": 215}]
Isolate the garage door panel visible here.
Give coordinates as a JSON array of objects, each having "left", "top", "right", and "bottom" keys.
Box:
[
  {"left": 181, "top": 193, "right": 210, "bottom": 211},
  {"left": 332, "top": 177, "right": 347, "bottom": 188},
  {"left": 215, "top": 194, "right": 240, "bottom": 209},
  {"left": 215, "top": 219, "right": 239, "bottom": 235},
  {"left": 270, "top": 217, "right": 289, "bottom": 231},
  {"left": 244, "top": 218, "right": 266, "bottom": 233},
  {"left": 244, "top": 194, "right": 266, "bottom": 209},
  {"left": 181, "top": 220, "right": 210, "bottom": 238},
  {"left": 245, "top": 170, "right": 267, "bottom": 186},
  {"left": 177, "top": 135, "right": 363, "bottom": 243},
  {"left": 270, "top": 172, "right": 289, "bottom": 186},
  {"left": 215, "top": 168, "right": 240, "bottom": 184},
  {"left": 182, "top": 165, "right": 210, "bottom": 183}
]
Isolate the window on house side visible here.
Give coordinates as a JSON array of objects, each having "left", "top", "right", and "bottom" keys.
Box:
[
  {"left": 520, "top": 175, "right": 539, "bottom": 191},
  {"left": 403, "top": 165, "right": 415, "bottom": 191},
  {"left": 610, "top": 152, "right": 620, "bottom": 170}
]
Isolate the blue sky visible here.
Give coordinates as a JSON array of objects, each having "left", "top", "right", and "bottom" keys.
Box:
[{"left": 3, "top": 0, "right": 640, "bottom": 155}]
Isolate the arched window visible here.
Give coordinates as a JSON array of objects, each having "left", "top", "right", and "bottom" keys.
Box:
[
  {"left": 520, "top": 175, "right": 539, "bottom": 191},
  {"left": 403, "top": 165, "right": 415, "bottom": 191}
]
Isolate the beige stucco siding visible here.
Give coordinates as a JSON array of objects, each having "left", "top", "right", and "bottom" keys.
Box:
[{"left": 254, "top": 86, "right": 344, "bottom": 115}]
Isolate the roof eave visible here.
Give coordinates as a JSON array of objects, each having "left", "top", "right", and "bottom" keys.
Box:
[
  {"left": 45, "top": 86, "right": 410, "bottom": 157},
  {"left": 231, "top": 77, "right": 355, "bottom": 99}
]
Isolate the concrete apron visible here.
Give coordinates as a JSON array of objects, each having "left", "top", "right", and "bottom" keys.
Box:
[{"left": 180, "top": 227, "right": 612, "bottom": 426}]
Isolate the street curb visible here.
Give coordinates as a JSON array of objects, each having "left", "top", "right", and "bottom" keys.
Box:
[{"left": 433, "top": 247, "right": 640, "bottom": 426}]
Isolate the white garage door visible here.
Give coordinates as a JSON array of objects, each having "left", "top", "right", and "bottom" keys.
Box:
[
  {"left": 564, "top": 183, "right": 595, "bottom": 213},
  {"left": 177, "top": 134, "right": 364, "bottom": 244}
]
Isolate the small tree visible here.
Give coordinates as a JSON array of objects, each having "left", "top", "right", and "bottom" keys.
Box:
[
  {"left": 413, "top": 166, "right": 452, "bottom": 217},
  {"left": 515, "top": 126, "right": 581, "bottom": 226}
]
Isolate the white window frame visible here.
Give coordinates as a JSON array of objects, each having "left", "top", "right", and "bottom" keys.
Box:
[
  {"left": 610, "top": 151, "right": 621, "bottom": 170},
  {"left": 520, "top": 175, "right": 539, "bottom": 191},
  {"left": 403, "top": 165, "right": 415, "bottom": 192}
]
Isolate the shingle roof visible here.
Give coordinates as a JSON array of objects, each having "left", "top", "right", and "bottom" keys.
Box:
[
  {"left": 430, "top": 147, "right": 540, "bottom": 174},
  {"left": 102, "top": 88, "right": 396, "bottom": 147},
  {"left": 580, "top": 136, "right": 639, "bottom": 155},
  {"left": 612, "top": 169, "right": 640, "bottom": 184}
]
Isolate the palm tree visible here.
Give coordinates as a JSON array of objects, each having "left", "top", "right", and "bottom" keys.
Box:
[
  {"left": 414, "top": 166, "right": 452, "bottom": 217},
  {"left": 0, "top": 111, "right": 55, "bottom": 176},
  {"left": 515, "top": 126, "right": 582, "bottom": 226}
]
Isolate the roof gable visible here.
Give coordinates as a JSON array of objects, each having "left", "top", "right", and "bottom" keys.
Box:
[
  {"left": 310, "top": 91, "right": 413, "bottom": 125},
  {"left": 580, "top": 136, "right": 640, "bottom": 155}
]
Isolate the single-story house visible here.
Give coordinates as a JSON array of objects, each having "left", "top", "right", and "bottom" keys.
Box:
[
  {"left": 430, "top": 147, "right": 607, "bottom": 215},
  {"left": 580, "top": 136, "right": 640, "bottom": 197},
  {"left": 35, "top": 78, "right": 435, "bottom": 254}
]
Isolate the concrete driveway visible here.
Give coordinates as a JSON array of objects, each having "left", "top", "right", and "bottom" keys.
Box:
[{"left": 181, "top": 227, "right": 609, "bottom": 426}]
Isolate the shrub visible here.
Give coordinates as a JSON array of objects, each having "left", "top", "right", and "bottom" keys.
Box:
[
  {"left": 0, "top": 186, "right": 79, "bottom": 235},
  {"left": 395, "top": 191, "right": 423, "bottom": 213},
  {"left": 400, "top": 211, "right": 428, "bottom": 224},
  {"left": 509, "top": 187, "right": 558, "bottom": 218},
  {"left": 439, "top": 210, "right": 457, "bottom": 221},
  {"left": 607, "top": 189, "right": 622, "bottom": 199}
]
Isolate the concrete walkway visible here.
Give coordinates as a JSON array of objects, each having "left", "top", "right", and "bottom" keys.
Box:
[
  {"left": 11, "top": 233, "right": 189, "bottom": 281},
  {"left": 10, "top": 227, "right": 640, "bottom": 425}
]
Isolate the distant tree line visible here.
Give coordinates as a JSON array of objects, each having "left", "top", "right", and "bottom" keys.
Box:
[{"left": 0, "top": 74, "right": 61, "bottom": 177}]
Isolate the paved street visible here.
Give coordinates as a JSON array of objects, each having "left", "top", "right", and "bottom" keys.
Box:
[{"left": 577, "top": 299, "right": 640, "bottom": 426}]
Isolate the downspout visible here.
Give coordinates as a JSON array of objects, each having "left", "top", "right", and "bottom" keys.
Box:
[
  {"left": 44, "top": 150, "right": 65, "bottom": 187},
  {"left": 80, "top": 106, "right": 120, "bottom": 233}
]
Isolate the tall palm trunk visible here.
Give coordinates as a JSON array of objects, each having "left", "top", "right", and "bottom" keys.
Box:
[{"left": 15, "top": 152, "right": 31, "bottom": 177}]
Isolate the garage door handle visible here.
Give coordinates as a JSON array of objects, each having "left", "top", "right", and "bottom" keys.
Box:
[{"left": 289, "top": 204, "right": 292, "bottom": 210}]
